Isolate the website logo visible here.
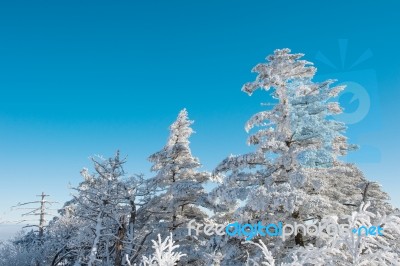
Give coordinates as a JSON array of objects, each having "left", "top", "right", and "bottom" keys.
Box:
[{"left": 188, "top": 220, "right": 384, "bottom": 241}]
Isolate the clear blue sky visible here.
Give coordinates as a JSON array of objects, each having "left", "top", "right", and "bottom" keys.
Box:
[{"left": 0, "top": 0, "right": 399, "bottom": 228}]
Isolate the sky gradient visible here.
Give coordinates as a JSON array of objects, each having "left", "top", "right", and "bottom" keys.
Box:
[{"left": 1, "top": 1, "right": 400, "bottom": 238}]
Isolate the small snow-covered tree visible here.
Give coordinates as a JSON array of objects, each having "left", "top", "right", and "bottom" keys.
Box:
[
  {"left": 246, "top": 239, "right": 276, "bottom": 266},
  {"left": 146, "top": 109, "right": 212, "bottom": 265},
  {"left": 72, "top": 152, "right": 128, "bottom": 265},
  {"left": 65, "top": 151, "right": 150, "bottom": 265},
  {"left": 0, "top": 230, "right": 46, "bottom": 266},
  {"left": 44, "top": 205, "right": 86, "bottom": 266},
  {"left": 140, "top": 233, "right": 186, "bottom": 266}
]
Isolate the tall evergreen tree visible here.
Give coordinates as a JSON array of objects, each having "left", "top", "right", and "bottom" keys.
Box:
[
  {"left": 211, "top": 49, "right": 395, "bottom": 264},
  {"left": 146, "top": 109, "right": 212, "bottom": 265}
]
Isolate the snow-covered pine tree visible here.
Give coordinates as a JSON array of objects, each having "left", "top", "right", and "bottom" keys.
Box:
[
  {"left": 146, "top": 109, "right": 212, "bottom": 265},
  {"left": 240, "top": 49, "right": 367, "bottom": 229},
  {"left": 211, "top": 48, "right": 395, "bottom": 264}
]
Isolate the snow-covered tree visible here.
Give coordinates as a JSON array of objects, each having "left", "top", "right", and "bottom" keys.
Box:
[
  {"left": 44, "top": 205, "right": 86, "bottom": 266},
  {"left": 0, "top": 152, "right": 156, "bottom": 266},
  {"left": 139, "top": 233, "right": 186, "bottom": 266},
  {"left": 64, "top": 151, "right": 151, "bottom": 265},
  {"left": 0, "top": 230, "right": 46, "bottom": 266},
  {"left": 211, "top": 48, "right": 395, "bottom": 264},
  {"left": 146, "top": 109, "right": 212, "bottom": 265},
  {"left": 70, "top": 152, "right": 129, "bottom": 265}
]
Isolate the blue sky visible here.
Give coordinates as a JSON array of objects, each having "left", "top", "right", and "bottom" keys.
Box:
[{"left": 0, "top": 0, "right": 399, "bottom": 231}]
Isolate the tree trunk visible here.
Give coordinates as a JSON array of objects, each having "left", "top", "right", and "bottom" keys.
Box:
[
  {"left": 362, "top": 182, "right": 371, "bottom": 203},
  {"left": 115, "top": 216, "right": 126, "bottom": 266},
  {"left": 122, "top": 199, "right": 137, "bottom": 265},
  {"left": 88, "top": 212, "right": 103, "bottom": 266},
  {"left": 292, "top": 211, "right": 305, "bottom": 247}
]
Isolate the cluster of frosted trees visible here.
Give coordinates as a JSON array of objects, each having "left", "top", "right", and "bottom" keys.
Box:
[{"left": 1, "top": 49, "right": 399, "bottom": 266}]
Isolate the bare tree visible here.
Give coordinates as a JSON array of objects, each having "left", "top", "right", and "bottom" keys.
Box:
[{"left": 13, "top": 192, "right": 57, "bottom": 239}]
